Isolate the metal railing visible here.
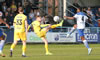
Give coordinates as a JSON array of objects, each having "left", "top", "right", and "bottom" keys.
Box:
[
  {"left": 0, "top": 26, "right": 100, "bottom": 33},
  {"left": 65, "top": 0, "right": 98, "bottom": 27},
  {"left": 50, "top": 27, "right": 100, "bottom": 33}
]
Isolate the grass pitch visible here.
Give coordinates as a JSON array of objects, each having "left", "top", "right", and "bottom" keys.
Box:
[{"left": 0, "top": 44, "right": 100, "bottom": 60}]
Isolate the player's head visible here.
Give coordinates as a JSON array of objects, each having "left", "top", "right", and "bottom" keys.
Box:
[
  {"left": 18, "top": 7, "right": 24, "bottom": 13},
  {"left": 77, "top": 8, "right": 82, "bottom": 13},
  {"left": 36, "top": 16, "right": 42, "bottom": 22},
  {"left": 98, "top": 8, "right": 100, "bottom": 11}
]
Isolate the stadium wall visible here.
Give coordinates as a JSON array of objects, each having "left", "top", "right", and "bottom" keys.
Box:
[
  {"left": 5, "top": 29, "right": 14, "bottom": 43},
  {"left": 4, "top": 28, "right": 100, "bottom": 43},
  {"left": 27, "top": 32, "right": 76, "bottom": 43}
]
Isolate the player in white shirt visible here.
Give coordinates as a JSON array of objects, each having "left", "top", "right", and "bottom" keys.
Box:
[{"left": 65, "top": 8, "right": 92, "bottom": 55}]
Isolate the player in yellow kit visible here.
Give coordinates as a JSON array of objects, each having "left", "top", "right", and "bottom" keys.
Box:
[
  {"left": 10, "top": 7, "right": 28, "bottom": 57},
  {"left": 28, "top": 16, "right": 63, "bottom": 55}
]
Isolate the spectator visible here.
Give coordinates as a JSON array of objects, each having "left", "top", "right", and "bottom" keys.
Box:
[
  {"left": 96, "top": 8, "right": 100, "bottom": 27},
  {"left": 87, "top": 7, "right": 94, "bottom": 17},
  {"left": 87, "top": 7, "right": 96, "bottom": 27},
  {"left": 10, "top": 1, "right": 17, "bottom": 13},
  {"left": 72, "top": 0, "right": 80, "bottom": 14},
  {"left": 5, "top": 0, "right": 12, "bottom": 7},
  {"left": 4, "top": 12, "right": 10, "bottom": 25},
  {"left": 0, "top": 11, "right": 3, "bottom": 25},
  {"left": 2, "top": 2, "right": 7, "bottom": 13},
  {"left": 29, "top": 9, "right": 35, "bottom": 21},
  {"left": 7, "top": 8, "right": 11, "bottom": 16},
  {"left": 82, "top": 8, "right": 92, "bottom": 27},
  {"left": 9, "top": 13, "right": 14, "bottom": 26},
  {"left": 25, "top": 2, "right": 32, "bottom": 15},
  {"left": 41, "top": 16, "right": 46, "bottom": 24},
  {"left": 36, "top": 9, "right": 40, "bottom": 16},
  {"left": 17, "top": 2, "right": 22, "bottom": 8},
  {"left": 82, "top": 8, "right": 87, "bottom": 13}
]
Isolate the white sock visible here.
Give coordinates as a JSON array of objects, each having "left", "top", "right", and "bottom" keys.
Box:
[
  {"left": 0, "top": 50, "right": 2, "bottom": 54},
  {"left": 83, "top": 40, "right": 90, "bottom": 48},
  {"left": 22, "top": 53, "right": 25, "bottom": 55},
  {"left": 0, "top": 40, "right": 5, "bottom": 54},
  {"left": 69, "top": 27, "right": 76, "bottom": 35},
  {"left": 10, "top": 49, "right": 13, "bottom": 51}
]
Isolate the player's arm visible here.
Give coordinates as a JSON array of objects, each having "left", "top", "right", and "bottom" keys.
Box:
[
  {"left": 25, "top": 18, "right": 28, "bottom": 34},
  {"left": 13, "top": 16, "right": 16, "bottom": 27},
  {"left": 0, "top": 18, "right": 10, "bottom": 29},
  {"left": 28, "top": 22, "right": 34, "bottom": 31},
  {"left": 64, "top": 16, "right": 75, "bottom": 20}
]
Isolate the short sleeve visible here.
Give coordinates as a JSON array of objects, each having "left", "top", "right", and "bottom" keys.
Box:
[
  {"left": 86, "top": 16, "right": 88, "bottom": 20},
  {"left": 74, "top": 14, "right": 78, "bottom": 18}
]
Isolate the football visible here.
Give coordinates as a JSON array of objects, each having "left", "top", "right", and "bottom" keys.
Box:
[{"left": 53, "top": 16, "right": 60, "bottom": 22}]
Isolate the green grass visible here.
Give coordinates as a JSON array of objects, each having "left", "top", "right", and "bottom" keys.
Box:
[{"left": 0, "top": 44, "right": 100, "bottom": 60}]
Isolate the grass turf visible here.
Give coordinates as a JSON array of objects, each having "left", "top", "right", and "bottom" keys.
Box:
[{"left": 0, "top": 44, "right": 100, "bottom": 60}]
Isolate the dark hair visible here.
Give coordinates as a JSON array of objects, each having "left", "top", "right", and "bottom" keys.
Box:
[
  {"left": 18, "top": 7, "right": 24, "bottom": 12},
  {"left": 77, "top": 7, "right": 82, "bottom": 11}
]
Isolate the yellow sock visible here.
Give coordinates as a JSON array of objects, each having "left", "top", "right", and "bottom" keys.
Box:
[
  {"left": 50, "top": 24, "right": 60, "bottom": 29},
  {"left": 22, "top": 45, "right": 26, "bottom": 55},
  {"left": 50, "top": 20, "right": 64, "bottom": 29},
  {"left": 10, "top": 44, "right": 16, "bottom": 50},
  {"left": 45, "top": 44, "right": 49, "bottom": 53}
]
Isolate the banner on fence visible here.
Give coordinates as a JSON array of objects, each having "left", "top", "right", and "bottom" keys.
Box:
[
  {"left": 27, "top": 32, "right": 76, "bottom": 43},
  {"left": 76, "top": 33, "right": 99, "bottom": 42}
]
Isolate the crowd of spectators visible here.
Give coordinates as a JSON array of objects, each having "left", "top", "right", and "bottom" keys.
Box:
[
  {"left": 1, "top": 0, "right": 100, "bottom": 27},
  {"left": 0, "top": 0, "right": 42, "bottom": 26}
]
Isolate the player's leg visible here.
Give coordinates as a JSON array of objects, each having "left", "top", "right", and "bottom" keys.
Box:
[
  {"left": 67, "top": 24, "right": 77, "bottom": 37},
  {"left": 78, "top": 29, "right": 92, "bottom": 55},
  {"left": 22, "top": 40, "right": 26, "bottom": 57},
  {"left": 81, "top": 36, "right": 92, "bottom": 55},
  {"left": 0, "top": 35, "right": 6, "bottom": 57},
  {"left": 0, "top": 31, "right": 7, "bottom": 57},
  {"left": 10, "top": 40, "right": 18, "bottom": 57},
  {"left": 41, "top": 37, "right": 52, "bottom": 55},
  {"left": 0, "top": 40, "right": 5, "bottom": 57},
  {"left": 20, "top": 32, "right": 27, "bottom": 57},
  {"left": 10, "top": 32, "right": 19, "bottom": 57},
  {"left": 39, "top": 28, "right": 52, "bottom": 55}
]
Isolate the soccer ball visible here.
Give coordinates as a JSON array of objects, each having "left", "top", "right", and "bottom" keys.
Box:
[{"left": 53, "top": 16, "right": 60, "bottom": 22}]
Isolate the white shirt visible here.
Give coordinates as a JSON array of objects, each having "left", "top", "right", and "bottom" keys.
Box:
[
  {"left": 74, "top": 12, "right": 88, "bottom": 29},
  {"left": 86, "top": 10, "right": 94, "bottom": 16},
  {"left": 29, "top": 12, "right": 34, "bottom": 19}
]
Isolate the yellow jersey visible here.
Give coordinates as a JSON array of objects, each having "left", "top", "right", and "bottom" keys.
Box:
[
  {"left": 14, "top": 14, "right": 27, "bottom": 32},
  {"left": 29, "top": 20, "right": 50, "bottom": 34},
  {"left": 32, "top": 20, "right": 41, "bottom": 34}
]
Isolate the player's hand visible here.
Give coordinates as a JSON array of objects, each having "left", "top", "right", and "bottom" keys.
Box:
[{"left": 6, "top": 24, "right": 10, "bottom": 29}]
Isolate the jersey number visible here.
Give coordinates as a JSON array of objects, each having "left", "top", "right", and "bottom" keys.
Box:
[
  {"left": 16, "top": 19, "right": 22, "bottom": 25},
  {"left": 82, "top": 16, "right": 84, "bottom": 21}
]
